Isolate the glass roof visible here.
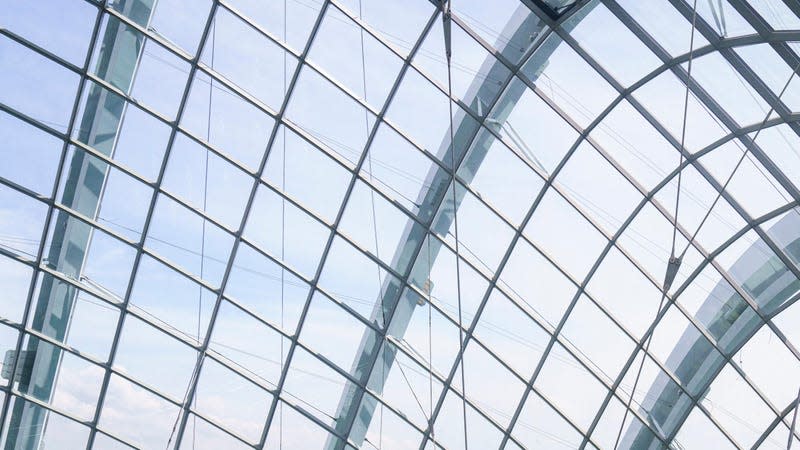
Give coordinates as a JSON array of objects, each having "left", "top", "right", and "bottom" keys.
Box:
[{"left": 1, "top": 0, "right": 800, "bottom": 449}]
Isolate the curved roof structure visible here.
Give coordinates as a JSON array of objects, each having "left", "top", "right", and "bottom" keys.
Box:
[{"left": 2, "top": 0, "right": 800, "bottom": 449}]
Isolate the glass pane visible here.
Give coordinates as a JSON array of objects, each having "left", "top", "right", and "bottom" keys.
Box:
[
  {"left": 2, "top": 0, "right": 96, "bottom": 66},
  {"left": 0, "top": 36, "right": 80, "bottom": 133}
]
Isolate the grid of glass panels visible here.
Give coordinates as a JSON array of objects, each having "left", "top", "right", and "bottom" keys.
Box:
[{"left": 2, "top": 0, "right": 800, "bottom": 449}]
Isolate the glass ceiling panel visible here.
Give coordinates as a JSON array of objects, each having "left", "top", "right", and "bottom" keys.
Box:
[
  {"left": 566, "top": 2, "right": 661, "bottom": 88},
  {"left": 4, "top": 1, "right": 800, "bottom": 449},
  {"left": 695, "top": 0, "right": 756, "bottom": 38},
  {"left": 736, "top": 43, "right": 800, "bottom": 113}
]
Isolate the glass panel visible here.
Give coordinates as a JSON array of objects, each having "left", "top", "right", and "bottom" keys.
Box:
[
  {"left": 415, "top": 18, "right": 511, "bottom": 116},
  {"left": 700, "top": 140, "right": 792, "bottom": 219},
  {"left": 114, "top": 316, "right": 197, "bottom": 400},
  {"left": 131, "top": 39, "right": 190, "bottom": 119},
  {"left": 653, "top": 165, "right": 746, "bottom": 254},
  {"left": 734, "top": 324, "right": 800, "bottom": 408},
  {"left": 31, "top": 274, "right": 119, "bottom": 361},
  {"left": 1, "top": 0, "right": 96, "bottom": 66},
  {"left": 458, "top": 129, "right": 544, "bottom": 226},
  {"left": 264, "top": 400, "right": 340, "bottom": 449},
  {"left": 0, "top": 36, "right": 80, "bottom": 133},
  {"left": 432, "top": 181, "right": 515, "bottom": 277},
  {"left": 452, "top": 0, "right": 542, "bottom": 64},
  {"left": 617, "top": 202, "right": 679, "bottom": 285},
  {"left": 587, "top": 247, "right": 662, "bottom": 339},
  {"left": 525, "top": 188, "right": 607, "bottom": 281},
  {"left": 182, "top": 71, "right": 274, "bottom": 170},
  {"left": 286, "top": 67, "right": 374, "bottom": 168},
  {"left": 162, "top": 133, "right": 253, "bottom": 230},
  {"left": 592, "top": 390, "right": 659, "bottom": 449},
  {"left": 310, "top": 7, "right": 402, "bottom": 111},
  {"left": 561, "top": 295, "right": 635, "bottom": 385},
  {"left": 0, "top": 256, "right": 33, "bottom": 323},
  {"left": 99, "top": 374, "right": 181, "bottom": 449},
  {"left": 360, "top": 391, "right": 422, "bottom": 450},
  {"left": 224, "top": 0, "right": 321, "bottom": 52},
  {"left": 244, "top": 184, "right": 330, "bottom": 279},
  {"left": 689, "top": 52, "right": 769, "bottom": 126},
  {"left": 459, "top": 342, "right": 526, "bottom": 428},
  {"left": 590, "top": 99, "right": 677, "bottom": 192},
  {"left": 193, "top": 357, "right": 271, "bottom": 443},
  {"left": 633, "top": 70, "right": 730, "bottom": 152},
  {"left": 387, "top": 68, "right": 479, "bottom": 168},
  {"left": 2, "top": 396, "right": 89, "bottom": 449},
  {"left": 363, "top": 123, "right": 445, "bottom": 222},
  {"left": 750, "top": 125, "right": 800, "bottom": 194},
  {"left": 146, "top": 194, "right": 234, "bottom": 287},
  {"left": 737, "top": 44, "right": 800, "bottom": 112},
  {"left": 179, "top": 413, "right": 252, "bottom": 450},
  {"left": 112, "top": 104, "right": 170, "bottom": 181},
  {"left": 203, "top": 7, "right": 296, "bottom": 112},
  {"left": 474, "top": 289, "right": 550, "bottom": 378},
  {"left": 615, "top": 351, "right": 692, "bottom": 441},
  {"left": 223, "top": 242, "right": 308, "bottom": 333},
  {"left": 0, "top": 111, "right": 62, "bottom": 195},
  {"left": 555, "top": 141, "right": 643, "bottom": 235},
  {"left": 490, "top": 77, "right": 578, "bottom": 175},
  {"left": 617, "top": 0, "right": 710, "bottom": 56},
  {"left": 534, "top": 343, "right": 608, "bottom": 431},
  {"left": 499, "top": 238, "right": 577, "bottom": 329},
  {"left": 679, "top": 263, "right": 757, "bottom": 355},
  {"left": 0, "top": 185, "right": 47, "bottom": 260},
  {"left": 695, "top": 0, "right": 755, "bottom": 38},
  {"left": 434, "top": 388, "right": 503, "bottom": 449},
  {"left": 522, "top": 32, "right": 617, "bottom": 129},
  {"left": 301, "top": 291, "right": 375, "bottom": 372},
  {"left": 407, "top": 234, "right": 488, "bottom": 329},
  {"left": 674, "top": 406, "right": 735, "bottom": 449},
  {"left": 208, "top": 299, "right": 286, "bottom": 388},
  {"left": 751, "top": 0, "right": 800, "bottom": 29},
  {"left": 370, "top": 339, "right": 443, "bottom": 430},
  {"left": 512, "top": 391, "right": 583, "bottom": 449},
  {"left": 149, "top": 0, "right": 213, "bottom": 56},
  {"left": 15, "top": 334, "right": 103, "bottom": 421},
  {"left": 282, "top": 346, "right": 349, "bottom": 427},
  {"left": 336, "top": 0, "right": 433, "bottom": 59},
  {"left": 340, "top": 180, "right": 422, "bottom": 275},
  {"left": 130, "top": 255, "right": 215, "bottom": 344},
  {"left": 319, "top": 236, "right": 402, "bottom": 322},
  {"left": 264, "top": 126, "right": 351, "bottom": 223},
  {"left": 567, "top": 3, "right": 661, "bottom": 88},
  {"left": 717, "top": 230, "right": 800, "bottom": 316},
  {"left": 396, "top": 286, "right": 461, "bottom": 377}
]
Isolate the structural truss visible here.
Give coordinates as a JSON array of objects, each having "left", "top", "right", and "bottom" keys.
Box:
[{"left": 3, "top": 0, "right": 800, "bottom": 449}]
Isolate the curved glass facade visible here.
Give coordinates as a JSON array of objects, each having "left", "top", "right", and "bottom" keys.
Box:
[{"left": 2, "top": 0, "right": 800, "bottom": 449}]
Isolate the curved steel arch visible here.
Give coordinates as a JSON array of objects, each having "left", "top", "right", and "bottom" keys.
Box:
[
  {"left": 326, "top": 0, "right": 800, "bottom": 448},
  {"left": 4, "top": 0, "right": 800, "bottom": 449}
]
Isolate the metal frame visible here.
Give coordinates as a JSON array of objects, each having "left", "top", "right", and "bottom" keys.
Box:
[{"left": 2, "top": 0, "right": 800, "bottom": 448}]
